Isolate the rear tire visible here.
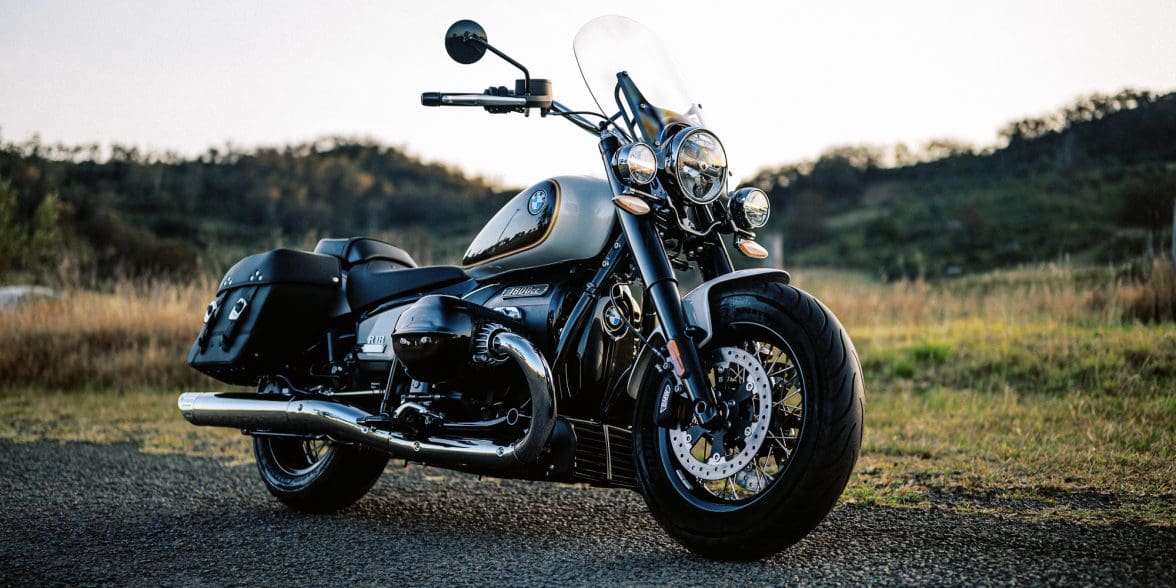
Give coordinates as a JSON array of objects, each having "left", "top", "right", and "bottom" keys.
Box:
[
  {"left": 253, "top": 437, "right": 389, "bottom": 513},
  {"left": 633, "top": 282, "right": 864, "bottom": 560}
]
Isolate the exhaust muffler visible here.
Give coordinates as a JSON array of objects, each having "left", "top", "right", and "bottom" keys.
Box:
[{"left": 178, "top": 332, "right": 555, "bottom": 470}]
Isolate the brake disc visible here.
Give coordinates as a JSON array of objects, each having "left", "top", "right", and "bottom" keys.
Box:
[{"left": 668, "top": 346, "right": 773, "bottom": 481}]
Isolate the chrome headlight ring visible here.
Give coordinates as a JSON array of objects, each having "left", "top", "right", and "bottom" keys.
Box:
[
  {"left": 612, "top": 142, "right": 657, "bottom": 186},
  {"left": 666, "top": 127, "right": 728, "bottom": 204},
  {"left": 729, "top": 187, "right": 771, "bottom": 230}
]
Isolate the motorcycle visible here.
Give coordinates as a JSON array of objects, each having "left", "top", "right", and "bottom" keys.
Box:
[{"left": 178, "top": 16, "right": 864, "bottom": 561}]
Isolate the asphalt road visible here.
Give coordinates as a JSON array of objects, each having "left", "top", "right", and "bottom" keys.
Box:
[{"left": 1, "top": 440, "right": 1171, "bottom": 586}]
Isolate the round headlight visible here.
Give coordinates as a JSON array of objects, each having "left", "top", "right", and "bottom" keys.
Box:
[
  {"left": 730, "top": 187, "right": 770, "bottom": 230},
  {"left": 669, "top": 128, "right": 727, "bottom": 204},
  {"left": 612, "top": 143, "right": 657, "bottom": 186}
]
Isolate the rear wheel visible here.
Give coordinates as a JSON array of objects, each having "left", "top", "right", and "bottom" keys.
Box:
[
  {"left": 634, "top": 282, "right": 863, "bottom": 560},
  {"left": 253, "top": 436, "right": 388, "bottom": 513}
]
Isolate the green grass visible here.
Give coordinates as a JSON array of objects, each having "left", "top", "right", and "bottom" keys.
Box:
[
  {"left": 854, "top": 320, "right": 1175, "bottom": 397},
  {"left": 847, "top": 387, "right": 1174, "bottom": 526}
]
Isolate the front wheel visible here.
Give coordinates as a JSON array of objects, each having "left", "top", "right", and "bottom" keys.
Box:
[
  {"left": 633, "top": 282, "right": 864, "bottom": 560},
  {"left": 253, "top": 436, "right": 389, "bottom": 513}
]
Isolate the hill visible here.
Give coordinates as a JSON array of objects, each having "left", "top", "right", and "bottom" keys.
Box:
[
  {"left": 1, "top": 89, "right": 1174, "bottom": 283},
  {"left": 748, "top": 89, "right": 1176, "bottom": 278},
  {"left": 0, "top": 138, "right": 507, "bottom": 281}
]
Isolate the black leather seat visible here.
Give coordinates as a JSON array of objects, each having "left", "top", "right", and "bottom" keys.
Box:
[
  {"left": 314, "top": 237, "right": 417, "bottom": 270},
  {"left": 346, "top": 264, "right": 471, "bottom": 311}
]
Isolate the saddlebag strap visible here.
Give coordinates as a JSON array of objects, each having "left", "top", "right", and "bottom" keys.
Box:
[
  {"left": 196, "top": 294, "right": 226, "bottom": 351},
  {"left": 219, "top": 286, "right": 259, "bottom": 351}
]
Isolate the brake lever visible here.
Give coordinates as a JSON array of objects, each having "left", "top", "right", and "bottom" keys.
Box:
[{"left": 482, "top": 86, "right": 521, "bottom": 114}]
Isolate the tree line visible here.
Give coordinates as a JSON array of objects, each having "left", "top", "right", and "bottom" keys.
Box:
[
  {"left": 1, "top": 89, "right": 1173, "bottom": 284},
  {"left": 0, "top": 137, "right": 508, "bottom": 282},
  {"left": 748, "top": 88, "right": 1176, "bottom": 278}
]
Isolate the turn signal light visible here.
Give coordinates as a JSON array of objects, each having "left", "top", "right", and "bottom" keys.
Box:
[
  {"left": 736, "top": 239, "right": 769, "bottom": 259},
  {"left": 613, "top": 195, "right": 651, "bottom": 215}
]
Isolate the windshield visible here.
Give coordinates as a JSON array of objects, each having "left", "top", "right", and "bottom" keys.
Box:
[{"left": 573, "top": 16, "right": 705, "bottom": 127}]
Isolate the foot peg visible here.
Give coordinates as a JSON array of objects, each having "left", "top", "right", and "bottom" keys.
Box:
[{"left": 359, "top": 402, "right": 443, "bottom": 440}]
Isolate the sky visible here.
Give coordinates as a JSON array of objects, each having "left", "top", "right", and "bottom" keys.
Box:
[{"left": 2, "top": 0, "right": 1174, "bottom": 188}]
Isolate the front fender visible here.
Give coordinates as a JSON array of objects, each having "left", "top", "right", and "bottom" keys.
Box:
[
  {"left": 681, "top": 268, "right": 791, "bottom": 348},
  {"left": 625, "top": 268, "right": 791, "bottom": 399}
]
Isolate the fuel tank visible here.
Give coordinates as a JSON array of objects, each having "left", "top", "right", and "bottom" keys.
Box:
[{"left": 462, "top": 176, "right": 616, "bottom": 279}]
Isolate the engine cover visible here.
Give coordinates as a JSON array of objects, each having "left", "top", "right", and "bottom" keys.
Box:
[
  {"left": 392, "top": 295, "right": 526, "bottom": 383},
  {"left": 465, "top": 279, "right": 573, "bottom": 353},
  {"left": 391, "top": 295, "right": 475, "bottom": 383}
]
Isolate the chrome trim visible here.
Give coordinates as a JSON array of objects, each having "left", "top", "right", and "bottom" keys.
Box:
[
  {"left": 729, "top": 187, "right": 770, "bottom": 230},
  {"left": 440, "top": 94, "right": 527, "bottom": 107},
  {"left": 324, "top": 390, "right": 386, "bottom": 397},
  {"left": 667, "top": 127, "right": 727, "bottom": 204},
  {"left": 663, "top": 196, "right": 724, "bottom": 237},
  {"left": 603, "top": 424, "right": 613, "bottom": 481},
  {"left": 392, "top": 402, "right": 432, "bottom": 420},
  {"left": 612, "top": 143, "right": 656, "bottom": 186},
  {"left": 495, "top": 307, "right": 523, "bottom": 321},
  {"left": 203, "top": 299, "right": 220, "bottom": 324},
  {"left": 227, "top": 298, "right": 248, "bottom": 321},
  {"left": 491, "top": 332, "right": 556, "bottom": 461},
  {"left": 177, "top": 332, "right": 557, "bottom": 469}
]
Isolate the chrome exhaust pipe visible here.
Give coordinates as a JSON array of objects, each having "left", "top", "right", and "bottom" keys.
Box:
[{"left": 178, "top": 331, "right": 555, "bottom": 470}]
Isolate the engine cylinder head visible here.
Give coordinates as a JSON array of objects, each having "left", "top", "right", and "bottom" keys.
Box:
[
  {"left": 392, "top": 295, "right": 475, "bottom": 383},
  {"left": 393, "top": 295, "right": 525, "bottom": 382}
]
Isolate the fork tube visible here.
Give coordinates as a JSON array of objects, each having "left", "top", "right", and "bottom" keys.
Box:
[{"left": 598, "top": 134, "right": 721, "bottom": 426}]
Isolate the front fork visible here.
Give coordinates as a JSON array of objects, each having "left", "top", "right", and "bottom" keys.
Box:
[{"left": 599, "top": 134, "right": 726, "bottom": 428}]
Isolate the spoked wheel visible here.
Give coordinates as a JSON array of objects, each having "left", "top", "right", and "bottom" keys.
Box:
[
  {"left": 258, "top": 438, "right": 333, "bottom": 477},
  {"left": 663, "top": 338, "right": 805, "bottom": 507},
  {"left": 254, "top": 435, "right": 389, "bottom": 514},
  {"left": 634, "top": 282, "right": 863, "bottom": 560}
]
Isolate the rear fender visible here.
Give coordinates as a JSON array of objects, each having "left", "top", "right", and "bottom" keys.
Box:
[{"left": 625, "top": 268, "right": 791, "bottom": 399}]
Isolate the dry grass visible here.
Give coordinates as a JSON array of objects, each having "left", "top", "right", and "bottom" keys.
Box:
[
  {"left": 794, "top": 259, "right": 1176, "bottom": 328},
  {"left": 0, "top": 388, "right": 249, "bottom": 463},
  {"left": 795, "top": 262, "right": 1176, "bottom": 398},
  {"left": 0, "top": 279, "right": 222, "bottom": 390},
  {"left": 846, "top": 388, "right": 1174, "bottom": 526},
  {"left": 1, "top": 259, "right": 1171, "bottom": 392},
  {"left": 0, "top": 261, "right": 1173, "bottom": 526},
  {"left": 1118, "top": 258, "right": 1176, "bottom": 323}
]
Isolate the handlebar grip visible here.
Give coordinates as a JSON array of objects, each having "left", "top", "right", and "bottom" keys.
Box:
[{"left": 420, "top": 92, "right": 528, "bottom": 108}]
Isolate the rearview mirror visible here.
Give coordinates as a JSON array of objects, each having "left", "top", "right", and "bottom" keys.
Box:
[{"left": 445, "top": 20, "right": 488, "bottom": 64}]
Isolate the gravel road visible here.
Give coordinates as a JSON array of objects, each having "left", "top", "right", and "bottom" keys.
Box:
[{"left": 1, "top": 440, "right": 1171, "bottom": 586}]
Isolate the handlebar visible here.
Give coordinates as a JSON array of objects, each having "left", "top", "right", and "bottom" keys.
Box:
[
  {"left": 420, "top": 92, "right": 528, "bottom": 108},
  {"left": 420, "top": 86, "right": 604, "bottom": 136}
]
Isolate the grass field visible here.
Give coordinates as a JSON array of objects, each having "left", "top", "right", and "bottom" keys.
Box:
[{"left": 1, "top": 260, "right": 1173, "bottom": 526}]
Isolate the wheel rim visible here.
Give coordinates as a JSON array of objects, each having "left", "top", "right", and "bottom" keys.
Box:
[
  {"left": 668, "top": 347, "right": 773, "bottom": 481},
  {"left": 657, "top": 322, "right": 807, "bottom": 511},
  {"left": 263, "top": 438, "right": 334, "bottom": 477}
]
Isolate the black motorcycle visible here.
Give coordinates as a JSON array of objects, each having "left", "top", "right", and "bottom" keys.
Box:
[{"left": 179, "top": 16, "right": 863, "bottom": 560}]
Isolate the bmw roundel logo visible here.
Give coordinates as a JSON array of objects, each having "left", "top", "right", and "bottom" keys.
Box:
[{"left": 527, "top": 190, "right": 547, "bottom": 215}]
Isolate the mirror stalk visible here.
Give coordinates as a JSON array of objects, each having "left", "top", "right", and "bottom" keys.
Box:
[{"left": 464, "top": 36, "right": 531, "bottom": 94}]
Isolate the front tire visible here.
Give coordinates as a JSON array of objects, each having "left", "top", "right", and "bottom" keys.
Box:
[
  {"left": 253, "top": 437, "right": 389, "bottom": 513},
  {"left": 633, "top": 282, "right": 864, "bottom": 560}
]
